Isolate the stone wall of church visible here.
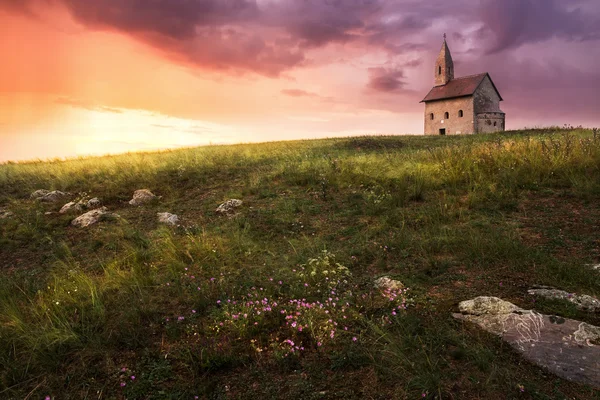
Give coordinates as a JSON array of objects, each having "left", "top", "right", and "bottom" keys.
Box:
[
  {"left": 476, "top": 113, "right": 505, "bottom": 133},
  {"left": 424, "top": 97, "right": 474, "bottom": 135},
  {"left": 473, "top": 76, "right": 505, "bottom": 133}
]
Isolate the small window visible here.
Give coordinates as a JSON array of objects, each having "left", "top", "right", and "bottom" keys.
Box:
[
  {"left": 494, "top": 121, "right": 497, "bottom": 127},
  {"left": 444, "top": 112, "right": 449, "bottom": 119},
  {"left": 430, "top": 113, "right": 434, "bottom": 120},
  {"left": 486, "top": 120, "right": 492, "bottom": 126},
  {"left": 458, "top": 110, "right": 463, "bottom": 118},
  {"left": 438, "top": 66, "right": 441, "bottom": 75}
]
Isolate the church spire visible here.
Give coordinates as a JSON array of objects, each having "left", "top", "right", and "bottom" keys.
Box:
[{"left": 435, "top": 34, "right": 454, "bottom": 86}]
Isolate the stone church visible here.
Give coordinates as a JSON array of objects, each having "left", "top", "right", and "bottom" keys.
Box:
[{"left": 421, "top": 37, "right": 505, "bottom": 135}]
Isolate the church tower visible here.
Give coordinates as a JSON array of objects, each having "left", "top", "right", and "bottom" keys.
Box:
[{"left": 434, "top": 35, "right": 454, "bottom": 86}]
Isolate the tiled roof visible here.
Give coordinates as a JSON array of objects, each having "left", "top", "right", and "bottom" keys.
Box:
[{"left": 421, "top": 73, "right": 502, "bottom": 103}]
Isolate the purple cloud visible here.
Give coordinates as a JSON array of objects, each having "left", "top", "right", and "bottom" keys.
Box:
[
  {"left": 367, "top": 67, "right": 406, "bottom": 93},
  {"left": 479, "top": 0, "right": 600, "bottom": 53}
]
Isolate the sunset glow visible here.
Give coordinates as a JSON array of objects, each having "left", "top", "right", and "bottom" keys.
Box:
[{"left": 1, "top": 0, "right": 599, "bottom": 162}]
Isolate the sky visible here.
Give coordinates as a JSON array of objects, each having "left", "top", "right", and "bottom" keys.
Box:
[{"left": 1, "top": 0, "right": 599, "bottom": 162}]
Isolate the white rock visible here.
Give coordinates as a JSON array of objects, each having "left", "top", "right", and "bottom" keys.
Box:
[
  {"left": 454, "top": 297, "right": 600, "bottom": 389},
  {"left": 129, "top": 189, "right": 158, "bottom": 206},
  {"left": 374, "top": 276, "right": 404, "bottom": 291},
  {"left": 31, "top": 190, "right": 70, "bottom": 203},
  {"left": 59, "top": 201, "right": 84, "bottom": 214},
  {"left": 157, "top": 212, "right": 179, "bottom": 226},
  {"left": 586, "top": 264, "right": 600, "bottom": 272},
  {"left": 528, "top": 286, "right": 600, "bottom": 312},
  {"left": 71, "top": 207, "right": 116, "bottom": 228},
  {"left": 458, "top": 296, "right": 522, "bottom": 316},
  {"left": 87, "top": 198, "right": 101, "bottom": 208},
  {"left": 0, "top": 208, "right": 13, "bottom": 219},
  {"left": 30, "top": 189, "right": 50, "bottom": 199},
  {"left": 216, "top": 199, "right": 243, "bottom": 216}
]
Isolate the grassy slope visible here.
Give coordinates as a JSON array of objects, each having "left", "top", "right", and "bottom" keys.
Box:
[{"left": 0, "top": 129, "right": 599, "bottom": 399}]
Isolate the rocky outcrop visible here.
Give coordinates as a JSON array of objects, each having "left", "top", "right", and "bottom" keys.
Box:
[
  {"left": 71, "top": 207, "right": 117, "bottom": 228},
  {"left": 129, "top": 189, "right": 159, "bottom": 206},
  {"left": 31, "top": 190, "right": 70, "bottom": 203},
  {"left": 157, "top": 212, "right": 179, "bottom": 226},
  {"left": 216, "top": 199, "right": 243, "bottom": 216},
  {"left": 454, "top": 296, "right": 600, "bottom": 389},
  {"left": 528, "top": 286, "right": 600, "bottom": 312},
  {"left": 374, "top": 276, "right": 404, "bottom": 291}
]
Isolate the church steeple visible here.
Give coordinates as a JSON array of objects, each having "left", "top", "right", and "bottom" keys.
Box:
[{"left": 435, "top": 34, "right": 454, "bottom": 86}]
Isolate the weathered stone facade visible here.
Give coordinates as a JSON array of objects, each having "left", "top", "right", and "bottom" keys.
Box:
[{"left": 421, "top": 39, "right": 505, "bottom": 135}]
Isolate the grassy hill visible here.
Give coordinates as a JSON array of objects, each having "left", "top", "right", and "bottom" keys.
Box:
[{"left": 0, "top": 128, "right": 599, "bottom": 399}]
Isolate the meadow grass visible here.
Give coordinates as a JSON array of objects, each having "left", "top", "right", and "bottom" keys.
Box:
[{"left": 0, "top": 128, "right": 599, "bottom": 399}]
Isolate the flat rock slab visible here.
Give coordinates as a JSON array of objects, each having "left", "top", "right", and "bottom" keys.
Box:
[
  {"left": 454, "top": 297, "right": 600, "bottom": 389},
  {"left": 129, "top": 189, "right": 159, "bottom": 206},
  {"left": 71, "top": 207, "right": 117, "bottom": 228},
  {"left": 157, "top": 212, "right": 179, "bottom": 226},
  {"left": 528, "top": 286, "right": 600, "bottom": 312}
]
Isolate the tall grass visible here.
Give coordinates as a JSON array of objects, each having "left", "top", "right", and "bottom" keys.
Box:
[{"left": 0, "top": 128, "right": 599, "bottom": 398}]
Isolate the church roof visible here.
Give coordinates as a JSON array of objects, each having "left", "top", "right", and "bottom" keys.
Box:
[{"left": 420, "top": 73, "right": 503, "bottom": 103}]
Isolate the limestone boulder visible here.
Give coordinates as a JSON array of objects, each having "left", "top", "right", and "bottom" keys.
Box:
[
  {"left": 528, "top": 286, "right": 600, "bottom": 312},
  {"left": 216, "top": 199, "right": 243, "bottom": 216},
  {"left": 71, "top": 207, "right": 117, "bottom": 228},
  {"left": 129, "top": 189, "right": 159, "bottom": 206},
  {"left": 458, "top": 296, "right": 522, "bottom": 316},
  {"left": 454, "top": 296, "right": 600, "bottom": 389},
  {"left": 374, "top": 276, "right": 404, "bottom": 292},
  {"left": 87, "top": 198, "right": 101, "bottom": 208},
  {"left": 157, "top": 212, "right": 179, "bottom": 226},
  {"left": 59, "top": 201, "right": 85, "bottom": 214},
  {"left": 0, "top": 208, "right": 13, "bottom": 219},
  {"left": 587, "top": 264, "right": 600, "bottom": 272},
  {"left": 31, "top": 190, "right": 70, "bottom": 203}
]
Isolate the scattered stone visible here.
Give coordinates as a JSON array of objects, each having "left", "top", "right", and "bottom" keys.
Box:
[
  {"left": 586, "top": 264, "right": 600, "bottom": 272},
  {"left": 528, "top": 286, "right": 600, "bottom": 312},
  {"left": 374, "top": 276, "right": 404, "bottom": 291},
  {"left": 59, "top": 201, "right": 84, "bottom": 214},
  {"left": 44, "top": 212, "right": 54, "bottom": 216},
  {"left": 0, "top": 208, "right": 13, "bottom": 219},
  {"left": 71, "top": 207, "right": 116, "bottom": 228},
  {"left": 129, "top": 189, "right": 159, "bottom": 206},
  {"left": 31, "top": 190, "right": 70, "bottom": 203},
  {"left": 87, "top": 198, "right": 101, "bottom": 208},
  {"left": 454, "top": 296, "right": 600, "bottom": 389},
  {"left": 157, "top": 212, "right": 179, "bottom": 226},
  {"left": 216, "top": 199, "right": 243, "bottom": 216},
  {"left": 30, "top": 189, "right": 50, "bottom": 199},
  {"left": 458, "top": 296, "right": 522, "bottom": 316}
]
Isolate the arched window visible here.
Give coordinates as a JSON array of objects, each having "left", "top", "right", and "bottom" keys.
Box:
[
  {"left": 430, "top": 113, "right": 434, "bottom": 120},
  {"left": 438, "top": 66, "right": 442, "bottom": 75},
  {"left": 458, "top": 110, "right": 463, "bottom": 118},
  {"left": 444, "top": 112, "right": 449, "bottom": 119},
  {"left": 494, "top": 121, "right": 497, "bottom": 127}
]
